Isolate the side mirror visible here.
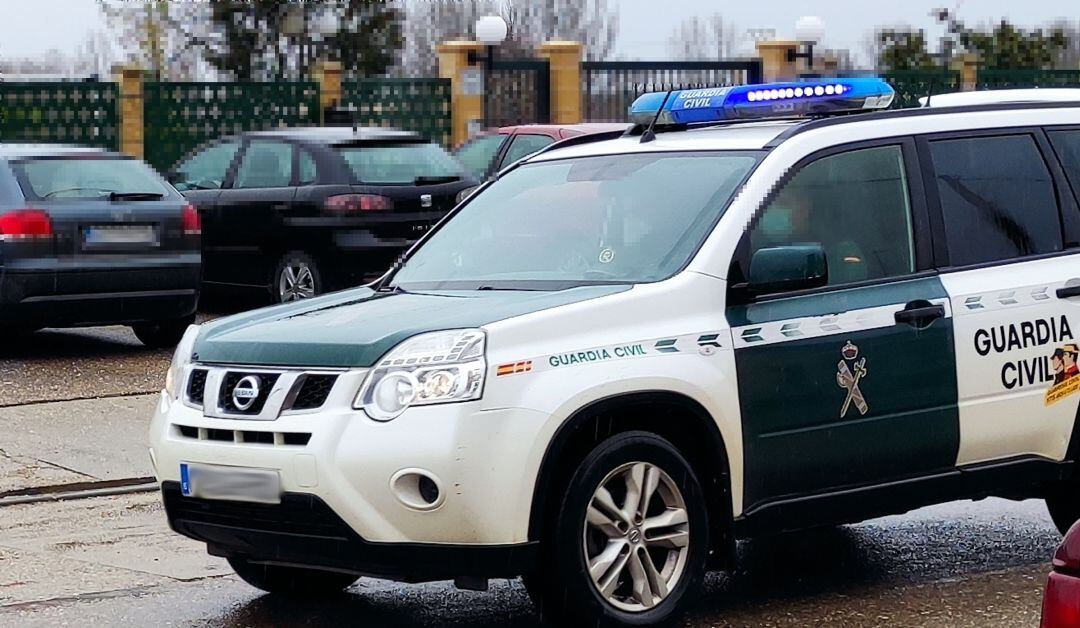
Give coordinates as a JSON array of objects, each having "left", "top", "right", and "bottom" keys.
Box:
[{"left": 748, "top": 244, "right": 828, "bottom": 295}]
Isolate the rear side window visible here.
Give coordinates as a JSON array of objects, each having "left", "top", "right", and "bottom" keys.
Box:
[
  {"left": 14, "top": 157, "right": 170, "bottom": 200},
  {"left": 299, "top": 149, "right": 317, "bottom": 185},
  {"left": 928, "top": 135, "right": 1062, "bottom": 266},
  {"left": 173, "top": 141, "right": 240, "bottom": 191},
  {"left": 234, "top": 141, "right": 293, "bottom": 189},
  {"left": 454, "top": 134, "right": 506, "bottom": 179},
  {"left": 1049, "top": 130, "right": 1080, "bottom": 199},
  {"left": 340, "top": 143, "right": 464, "bottom": 185},
  {"left": 501, "top": 134, "right": 555, "bottom": 168}
]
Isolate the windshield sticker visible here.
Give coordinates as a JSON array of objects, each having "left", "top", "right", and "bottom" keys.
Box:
[
  {"left": 1046, "top": 344, "right": 1080, "bottom": 406},
  {"left": 836, "top": 341, "right": 869, "bottom": 418}
]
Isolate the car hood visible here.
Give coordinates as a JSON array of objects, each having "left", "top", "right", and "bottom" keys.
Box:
[{"left": 193, "top": 285, "right": 629, "bottom": 368}]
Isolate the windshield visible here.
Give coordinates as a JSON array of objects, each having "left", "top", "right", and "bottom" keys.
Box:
[
  {"left": 338, "top": 142, "right": 465, "bottom": 185},
  {"left": 391, "top": 151, "right": 760, "bottom": 290},
  {"left": 15, "top": 157, "right": 171, "bottom": 200}
]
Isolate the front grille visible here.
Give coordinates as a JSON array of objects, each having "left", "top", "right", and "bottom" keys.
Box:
[
  {"left": 187, "top": 369, "right": 208, "bottom": 405},
  {"left": 162, "top": 483, "right": 353, "bottom": 539},
  {"left": 173, "top": 424, "right": 311, "bottom": 447},
  {"left": 290, "top": 374, "right": 338, "bottom": 410},
  {"left": 219, "top": 372, "right": 280, "bottom": 415}
]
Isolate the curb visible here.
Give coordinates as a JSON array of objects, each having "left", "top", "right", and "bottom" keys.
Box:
[{"left": 0, "top": 477, "right": 157, "bottom": 507}]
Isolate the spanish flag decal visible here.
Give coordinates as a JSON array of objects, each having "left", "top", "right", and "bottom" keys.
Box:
[{"left": 497, "top": 360, "right": 533, "bottom": 377}]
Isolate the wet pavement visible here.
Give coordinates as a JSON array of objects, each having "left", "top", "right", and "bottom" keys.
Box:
[{"left": 0, "top": 491, "right": 1059, "bottom": 627}]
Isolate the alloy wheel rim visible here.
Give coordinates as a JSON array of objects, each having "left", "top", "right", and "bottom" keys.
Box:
[
  {"left": 583, "top": 461, "right": 690, "bottom": 613},
  {"left": 279, "top": 262, "right": 315, "bottom": 302}
]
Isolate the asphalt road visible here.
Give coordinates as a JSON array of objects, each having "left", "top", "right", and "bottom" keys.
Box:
[{"left": 0, "top": 493, "right": 1058, "bottom": 627}]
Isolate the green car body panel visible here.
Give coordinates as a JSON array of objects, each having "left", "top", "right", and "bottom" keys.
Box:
[{"left": 192, "top": 285, "right": 630, "bottom": 368}]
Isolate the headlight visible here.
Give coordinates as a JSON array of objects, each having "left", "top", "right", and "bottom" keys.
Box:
[
  {"left": 455, "top": 186, "right": 478, "bottom": 204},
  {"left": 164, "top": 324, "right": 200, "bottom": 400},
  {"left": 355, "top": 329, "right": 486, "bottom": 421}
]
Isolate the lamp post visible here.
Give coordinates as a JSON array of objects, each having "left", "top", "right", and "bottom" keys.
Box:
[
  {"left": 789, "top": 16, "right": 825, "bottom": 73},
  {"left": 469, "top": 15, "right": 508, "bottom": 128}
]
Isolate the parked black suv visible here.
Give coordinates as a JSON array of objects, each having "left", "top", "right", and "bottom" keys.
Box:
[
  {"left": 0, "top": 144, "right": 200, "bottom": 347},
  {"left": 170, "top": 128, "right": 478, "bottom": 302}
]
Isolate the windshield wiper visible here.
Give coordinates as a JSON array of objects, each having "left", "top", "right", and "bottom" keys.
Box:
[
  {"left": 413, "top": 175, "right": 461, "bottom": 185},
  {"left": 109, "top": 191, "right": 165, "bottom": 201}
]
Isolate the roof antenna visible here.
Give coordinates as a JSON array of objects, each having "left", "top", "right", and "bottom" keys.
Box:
[
  {"left": 640, "top": 91, "right": 673, "bottom": 144},
  {"left": 924, "top": 77, "right": 935, "bottom": 108}
]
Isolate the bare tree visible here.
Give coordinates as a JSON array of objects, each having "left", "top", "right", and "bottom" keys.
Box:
[
  {"left": 98, "top": 0, "right": 215, "bottom": 80},
  {"left": 666, "top": 14, "right": 739, "bottom": 61},
  {"left": 394, "top": 0, "right": 619, "bottom": 76}
]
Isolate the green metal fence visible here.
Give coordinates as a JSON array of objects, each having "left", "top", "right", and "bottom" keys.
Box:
[
  {"left": 977, "top": 69, "right": 1080, "bottom": 90},
  {"left": 340, "top": 78, "right": 451, "bottom": 146},
  {"left": 0, "top": 82, "right": 119, "bottom": 149},
  {"left": 143, "top": 82, "right": 321, "bottom": 172},
  {"left": 882, "top": 71, "right": 962, "bottom": 109}
]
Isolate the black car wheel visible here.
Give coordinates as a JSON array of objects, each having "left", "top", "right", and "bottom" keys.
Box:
[
  {"left": 1047, "top": 477, "right": 1080, "bottom": 535},
  {"left": 274, "top": 251, "right": 322, "bottom": 303},
  {"left": 131, "top": 315, "right": 194, "bottom": 349},
  {"left": 525, "top": 431, "right": 709, "bottom": 627},
  {"left": 227, "top": 557, "right": 357, "bottom": 597}
]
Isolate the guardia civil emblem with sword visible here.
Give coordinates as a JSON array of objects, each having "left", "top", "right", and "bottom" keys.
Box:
[{"left": 836, "top": 341, "right": 869, "bottom": 418}]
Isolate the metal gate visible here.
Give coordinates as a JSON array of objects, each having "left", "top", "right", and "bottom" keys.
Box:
[
  {"left": 582, "top": 60, "right": 764, "bottom": 122},
  {"left": 485, "top": 58, "right": 550, "bottom": 128}
]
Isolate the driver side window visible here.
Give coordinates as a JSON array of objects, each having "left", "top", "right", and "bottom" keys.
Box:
[
  {"left": 172, "top": 141, "right": 241, "bottom": 191},
  {"left": 747, "top": 145, "right": 916, "bottom": 288}
]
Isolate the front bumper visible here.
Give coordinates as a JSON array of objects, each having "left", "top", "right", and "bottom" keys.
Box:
[
  {"left": 161, "top": 482, "right": 538, "bottom": 581},
  {"left": 150, "top": 377, "right": 552, "bottom": 572}
]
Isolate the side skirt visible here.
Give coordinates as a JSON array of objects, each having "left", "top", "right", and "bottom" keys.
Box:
[{"left": 732, "top": 456, "right": 1072, "bottom": 538}]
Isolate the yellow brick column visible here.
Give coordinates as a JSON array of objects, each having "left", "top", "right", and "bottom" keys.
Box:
[
  {"left": 538, "top": 40, "right": 583, "bottom": 124},
  {"left": 313, "top": 61, "right": 344, "bottom": 122},
  {"left": 437, "top": 40, "right": 485, "bottom": 147},
  {"left": 959, "top": 54, "right": 979, "bottom": 91},
  {"left": 756, "top": 41, "right": 799, "bottom": 83},
  {"left": 114, "top": 66, "right": 144, "bottom": 159}
]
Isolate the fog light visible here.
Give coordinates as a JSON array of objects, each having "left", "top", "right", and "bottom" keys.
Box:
[{"left": 390, "top": 469, "right": 445, "bottom": 511}]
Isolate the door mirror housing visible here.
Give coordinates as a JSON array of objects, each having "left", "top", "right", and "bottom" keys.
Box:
[{"left": 748, "top": 245, "right": 828, "bottom": 295}]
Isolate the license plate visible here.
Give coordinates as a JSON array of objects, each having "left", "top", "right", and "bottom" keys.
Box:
[
  {"left": 179, "top": 462, "right": 281, "bottom": 504},
  {"left": 83, "top": 225, "right": 158, "bottom": 246}
]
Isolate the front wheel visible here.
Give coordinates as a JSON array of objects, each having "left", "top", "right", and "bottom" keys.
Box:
[
  {"left": 526, "top": 431, "right": 709, "bottom": 627},
  {"left": 227, "top": 557, "right": 357, "bottom": 597},
  {"left": 131, "top": 315, "right": 194, "bottom": 348},
  {"left": 1046, "top": 478, "right": 1080, "bottom": 535}
]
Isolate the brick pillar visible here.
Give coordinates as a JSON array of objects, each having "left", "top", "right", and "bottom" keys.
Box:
[
  {"left": 959, "top": 54, "right": 979, "bottom": 91},
  {"left": 437, "top": 40, "right": 485, "bottom": 147},
  {"left": 538, "top": 40, "right": 583, "bottom": 124},
  {"left": 313, "top": 61, "right": 344, "bottom": 123},
  {"left": 114, "top": 65, "right": 144, "bottom": 159},
  {"left": 756, "top": 41, "right": 799, "bottom": 82}
]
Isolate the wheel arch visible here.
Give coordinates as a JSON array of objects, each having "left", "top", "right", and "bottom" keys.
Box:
[{"left": 526, "top": 390, "right": 736, "bottom": 567}]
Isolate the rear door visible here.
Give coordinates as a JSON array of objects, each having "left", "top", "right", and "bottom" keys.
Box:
[
  {"left": 928, "top": 130, "right": 1080, "bottom": 466},
  {"left": 728, "top": 140, "right": 960, "bottom": 513},
  {"left": 214, "top": 140, "right": 297, "bottom": 287}
]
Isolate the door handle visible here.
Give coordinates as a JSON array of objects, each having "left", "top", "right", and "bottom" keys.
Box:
[
  {"left": 1057, "top": 285, "right": 1080, "bottom": 299},
  {"left": 895, "top": 300, "right": 945, "bottom": 329}
]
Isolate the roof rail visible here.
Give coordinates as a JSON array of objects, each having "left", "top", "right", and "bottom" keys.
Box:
[{"left": 765, "top": 99, "right": 1080, "bottom": 147}]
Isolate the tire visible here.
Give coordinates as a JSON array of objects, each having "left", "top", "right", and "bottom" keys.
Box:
[
  {"left": 227, "top": 557, "right": 357, "bottom": 597},
  {"left": 131, "top": 315, "right": 195, "bottom": 349},
  {"left": 525, "top": 431, "right": 709, "bottom": 627},
  {"left": 1046, "top": 479, "right": 1080, "bottom": 535},
  {"left": 274, "top": 251, "right": 322, "bottom": 303}
]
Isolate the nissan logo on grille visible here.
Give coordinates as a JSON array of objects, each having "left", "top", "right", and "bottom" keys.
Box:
[{"left": 231, "top": 375, "right": 261, "bottom": 411}]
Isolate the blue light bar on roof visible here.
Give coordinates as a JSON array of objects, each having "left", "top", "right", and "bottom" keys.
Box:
[{"left": 628, "top": 78, "right": 896, "bottom": 125}]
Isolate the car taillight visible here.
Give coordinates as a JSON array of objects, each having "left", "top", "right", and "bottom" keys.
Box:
[
  {"left": 325, "top": 194, "right": 393, "bottom": 212},
  {"left": 0, "top": 209, "right": 52, "bottom": 241},
  {"left": 181, "top": 204, "right": 201, "bottom": 236}
]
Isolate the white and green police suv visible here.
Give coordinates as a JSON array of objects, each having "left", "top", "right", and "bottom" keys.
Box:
[{"left": 150, "top": 79, "right": 1080, "bottom": 626}]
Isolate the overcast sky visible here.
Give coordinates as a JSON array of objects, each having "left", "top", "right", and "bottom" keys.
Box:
[{"left": 2, "top": 0, "right": 1078, "bottom": 65}]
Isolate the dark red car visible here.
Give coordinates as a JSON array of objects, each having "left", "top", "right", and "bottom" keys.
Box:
[
  {"left": 453, "top": 123, "right": 628, "bottom": 182},
  {"left": 1043, "top": 520, "right": 1080, "bottom": 627}
]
